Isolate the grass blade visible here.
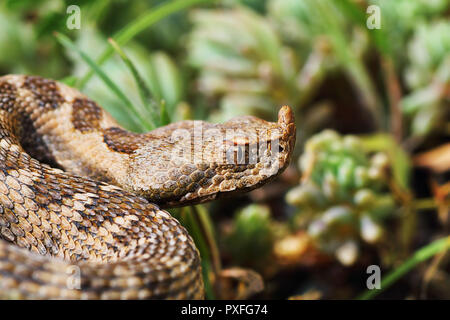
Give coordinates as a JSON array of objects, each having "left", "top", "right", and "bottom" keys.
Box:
[
  {"left": 60, "top": 75, "right": 78, "bottom": 87},
  {"left": 175, "top": 206, "right": 217, "bottom": 299},
  {"left": 360, "top": 133, "right": 411, "bottom": 191},
  {"left": 78, "top": 0, "right": 215, "bottom": 89},
  {"left": 357, "top": 236, "right": 450, "bottom": 300},
  {"left": 55, "top": 32, "right": 151, "bottom": 131},
  {"left": 159, "top": 100, "right": 171, "bottom": 126},
  {"left": 304, "top": 0, "right": 382, "bottom": 127},
  {"left": 108, "top": 38, "right": 160, "bottom": 128}
]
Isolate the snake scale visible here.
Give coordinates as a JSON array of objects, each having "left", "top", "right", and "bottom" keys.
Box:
[{"left": 0, "top": 75, "right": 295, "bottom": 299}]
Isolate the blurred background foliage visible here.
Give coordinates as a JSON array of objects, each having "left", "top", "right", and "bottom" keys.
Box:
[{"left": 0, "top": 0, "right": 449, "bottom": 299}]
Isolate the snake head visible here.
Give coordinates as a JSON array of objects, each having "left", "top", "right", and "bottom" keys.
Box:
[{"left": 128, "top": 106, "right": 296, "bottom": 207}]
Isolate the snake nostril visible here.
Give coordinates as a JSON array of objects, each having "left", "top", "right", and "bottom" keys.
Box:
[{"left": 279, "top": 145, "right": 284, "bottom": 153}]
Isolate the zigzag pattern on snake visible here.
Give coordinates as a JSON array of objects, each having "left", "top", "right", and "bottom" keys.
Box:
[{"left": 0, "top": 75, "right": 295, "bottom": 299}]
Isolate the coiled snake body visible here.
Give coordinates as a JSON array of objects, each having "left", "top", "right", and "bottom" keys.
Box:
[{"left": 0, "top": 75, "right": 295, "bottom": 299}]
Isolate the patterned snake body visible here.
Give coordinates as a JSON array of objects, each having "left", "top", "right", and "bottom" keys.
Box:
[{"left": 0, "top": 75, "right": 295, "bottom": 299}]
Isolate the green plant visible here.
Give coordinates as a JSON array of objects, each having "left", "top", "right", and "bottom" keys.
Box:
[
  {"left": 187, "top": 7, "right": 298, "bottom": 122},
  {"left": 224, "top": 204, "right": 275, "bottom": 268},
  {"left": 401, "top": 21, "right": 450, "bottom": 138},
  {"left": 286, "top": 130, "right": 398, "bottom": 265}
]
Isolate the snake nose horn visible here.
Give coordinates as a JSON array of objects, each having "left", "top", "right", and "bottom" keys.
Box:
[
  {"left": 278, "top": 105, "right": 294, "bottom": 125},
  {"left": 278, "top": 105, "right": 296, "bottom": 139}
]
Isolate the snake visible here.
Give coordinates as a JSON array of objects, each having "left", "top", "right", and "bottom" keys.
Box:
[{"left": 0, "top": 75, "right": 295, "bottom": 299}]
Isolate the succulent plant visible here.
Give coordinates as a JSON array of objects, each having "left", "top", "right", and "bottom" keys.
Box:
[
  {"left": 187, "top": 7, "right": 300, "bottom": 122},
  {"left": 223, "top": 204, "right": 275, "bottom": 269},
  {"left": 286, "top": 130, "right": 397, "bottom": 265},
  {"left": 65, "top": 25, "right": 184, "bottom": 132},
  {"left": 401, "top": 21, "right": 450, "bottom": 138},
  {"left": 186, "top": 2, "right": 382, "bottom": 138},
  {"left": 368, "top": 0, "right": 449, "bottom": 60}
]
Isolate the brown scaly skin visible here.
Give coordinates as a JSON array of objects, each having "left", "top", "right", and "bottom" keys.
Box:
[{"left": 0, "top": 75, "right": 296, "bottom": 299}]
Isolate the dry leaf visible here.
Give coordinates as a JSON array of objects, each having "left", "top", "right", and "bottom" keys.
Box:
[
  {"left": 431, "top": 180, "right": 450, "bottom": 224},
  {"left": 216, "top": 268, "right": 264, "bottom": 300},
  {"left": 288, "top": 289, "right": 322, "bottom": 300},
  {"left": 274, "top": 232, "right": 331, "bottom": 267},
  {"left": 414, "top": 143, "right": 450, "bottom": 173}
]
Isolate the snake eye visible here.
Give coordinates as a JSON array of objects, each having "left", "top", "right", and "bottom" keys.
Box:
[{"left": 279, "top": 145, "right": 284, "bottom": 153}]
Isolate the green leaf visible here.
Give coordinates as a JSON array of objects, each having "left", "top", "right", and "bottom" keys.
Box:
[
  {"left": 357, "top": 236, "right": 450, "bottom": 300},
  {"left": 108, "top": 38, "right": 159, "bottom": 129},
  {"left": 302, "top": 0, "right": 382, "bottom": 127},
  {"left": 54, "top": 32, "right": 151, "bottom": 132},
  {"left": 147, "top": 52, "right": 183, "bottom": 117},
  {"left": 78, "top": 0, "right": 215, "bottom": 89},
  {"left": 159, "top": 100, "right": 171, "bottom": 126},
  {"left": 333, "top": 0, "right": 391, "bottom": 56},
  {"left": 239, "top": 7, "right": 283, "bottom": 75},
  {"left": 35, "top": 12, "right": 66, "bottom": 39},
  {"left": 359, "top": 134, "right": 411, "bottom": 191},
  {"left": 60, "top": 76, "right": 78, "bottom": 87},
  {"left": 175, "top": 206, "right": 217, "bottom": 299}
]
